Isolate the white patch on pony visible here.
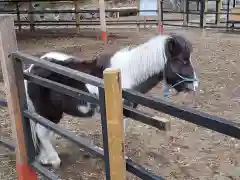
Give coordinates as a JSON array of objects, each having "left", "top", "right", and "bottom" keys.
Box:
[
  {"left": 85, "top": 84, "right": 99, "bottom": 97},
  {"left": 77, "top": 103, "right": 91, "bottom": 114},
  {"left": 38, "top": 147, "right": 48, "bottom": 163},
  {"left": 109, "top": 35, "right": 169, "bottom": 89},
  {"left": 24, "top": 65, "right": 39, "bottom": 150},
  {"left": 189, "top": 56, "right": 199, "bottom": 91},
  {"left": 40, "top": 52, "right": 72, "bottom": 61},
  {"left": 193, "top": 72, "right": 199, "bottom": 91},
  {"left": 36, "top": 124, "right": 61, "bottom": 168},
  {"left": 85, "top": 83, "right": 127, "bottom": 130},
  {"left": 25, "top": 65, "right": 61, "bottom": 168}
]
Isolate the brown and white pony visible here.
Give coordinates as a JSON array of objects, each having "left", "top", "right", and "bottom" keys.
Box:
[{"left": 24, "top": 34, "right": 199, "bottom": 168}]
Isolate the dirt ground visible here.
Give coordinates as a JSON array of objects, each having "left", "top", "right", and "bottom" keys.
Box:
[{"left": 1, "top": 27, "right": 240, "bottom": 180}]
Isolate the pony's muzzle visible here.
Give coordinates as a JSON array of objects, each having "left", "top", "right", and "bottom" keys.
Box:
[{"left": 186, "top": 80, "right": 199, "bottom": 91}]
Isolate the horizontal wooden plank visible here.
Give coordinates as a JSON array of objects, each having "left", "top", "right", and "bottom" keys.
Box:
[{"left": 230, "top": 7, "right": 240, "bottom": 21}]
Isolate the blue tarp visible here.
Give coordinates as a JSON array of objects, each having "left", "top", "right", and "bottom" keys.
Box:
[{"left": 139, "top": 0, "right": 157, "bottom": 16}]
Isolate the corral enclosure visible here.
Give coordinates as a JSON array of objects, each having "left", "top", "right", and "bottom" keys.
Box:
[{"left": 1, "top": 27, "right": 240, "bottom": 180}]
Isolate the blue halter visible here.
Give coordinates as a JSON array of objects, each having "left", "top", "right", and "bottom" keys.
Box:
[{"left": 163, "top": 72, "right": 198, "bottom": 99}]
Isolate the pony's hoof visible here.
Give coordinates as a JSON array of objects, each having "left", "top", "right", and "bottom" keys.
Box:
[
  {"left": 39, "top": 155, "right": 62, "bottom": 169},
  {"left": 51, "top": 158, "right": 62, "bottom": 169},
  {"left": 38, "top": 154, "right": 50, "bottom": 166}
]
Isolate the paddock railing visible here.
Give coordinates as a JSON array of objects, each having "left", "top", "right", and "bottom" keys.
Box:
[
  {"left": 1, "top": 14, "right": 240, "bottom": 180},
  {"left": 1, "top": 14, "right": 168, "bottom": 180},
  {"left": 1, "top": 0, "right": 240, "bottom": 33},
  {"left": 0, "top": 0, "right": 160, "bottom": 32},
  {"left": 12, "top": 52, "right": 169, "bottom": 180}
]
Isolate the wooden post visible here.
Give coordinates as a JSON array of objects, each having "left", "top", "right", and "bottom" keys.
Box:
[
  {"left": 136, "top": 1, "right": 140, "bottom": 33},
  {"left": 215, "top": 0, "right": 222, "bottom": 25},
  {"left": 144, "top": 16, "right": 147, "bottom": 29},
  {"left": 0, "top": 15, "right": 37, "bottom": 180},
  {"left": 183, "top": 0, "right": 189, "bottom": 26},
  {"left": 203, "top": 0, "right": 208, "bottom": 27},
  {"left": 152, "top": 116, "right": 171, "bottom": 131},
  {"left": 217, "top": 0, "right": 222, "bottom": 26},
  {"left": 99, "top": 0, "right": 107, "bottom": 41},
  {"left": 103, "top": 68, "right": 126, "bottom": 180},
  {"left": 199, "top": 0, "right": 204, "bottom": 28},
  {"left": 229, "top": 7, "right": 240, "bottom": 22},
  {"left": 157, "top": 0, "right": 163, "bottom": 34},
  {"left": 16, "top": 1, "right": 22, "bottom": 31},
  {"left": 74, "top": 0, "right": 80, "bottom": 32},
  {"left": 28, "top": 0, "right": 35, "bottom": 32}
]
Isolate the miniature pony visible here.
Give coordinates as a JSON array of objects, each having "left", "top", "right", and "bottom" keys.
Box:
[{"left": 24, "top": 34, "right": 199, "bottom": 168}]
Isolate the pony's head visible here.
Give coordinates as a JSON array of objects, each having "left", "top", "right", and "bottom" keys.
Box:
[{"left": 164, "top": 34, "right": 198, "bottom": 93}]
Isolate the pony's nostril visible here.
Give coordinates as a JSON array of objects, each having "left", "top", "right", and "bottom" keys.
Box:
[
  {"left": 186, "top": 81, "right": 198, "bottom": 91},
  {"left": 186, "top": 83, "right": 194, "bottom": 91},
  {"left": 193, "top": 81, "right": 199, "bottom": 91}
]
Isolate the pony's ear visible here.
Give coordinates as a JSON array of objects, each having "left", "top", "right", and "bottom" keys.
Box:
[{"left": 166, "top": 37, "right": 182, "bottom": 58}]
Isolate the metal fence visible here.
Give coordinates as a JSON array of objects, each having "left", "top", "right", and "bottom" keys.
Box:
[
  {"left": 160, "top": 0, "right": 240, "bottom": 31},
  {"left": 1, "top": 0, "right": 240, "bottom": 32},
  {"left": 1, "top": 13, "right": 240, "bottom": 180},
  {"left": 8, "top": 52, "right": 169, "bottom": 180},
  {"left": 5, "top": 46, "right": 240, "bottom": 180}
]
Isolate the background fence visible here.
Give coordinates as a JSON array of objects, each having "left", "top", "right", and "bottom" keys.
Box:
[
  {"left": 1, "top": 0, "right": 240, "bottom": 33},
  {"left": 1, "top": 14, "right": 240, "bottom": 179}
]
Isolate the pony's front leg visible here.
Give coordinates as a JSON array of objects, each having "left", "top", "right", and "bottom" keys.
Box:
[
  {"left": 36, "top": 123, "right": 61, "bottom": 168},
  {"left": 38, "top": 146, "right": 49, "bottom": 164}
]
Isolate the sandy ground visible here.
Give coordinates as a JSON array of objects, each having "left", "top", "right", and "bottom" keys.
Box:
[{"left": 1, "top": 27, "right": 240, "bottom": 180}]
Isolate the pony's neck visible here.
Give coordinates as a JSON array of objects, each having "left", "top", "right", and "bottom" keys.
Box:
[{"left": 110, "top": 35, "right": 169, "bottom": 90}]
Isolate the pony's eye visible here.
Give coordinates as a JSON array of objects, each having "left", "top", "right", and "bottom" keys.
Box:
[{"left": 181, "top": 59, "right": 189, "bottom": 65}]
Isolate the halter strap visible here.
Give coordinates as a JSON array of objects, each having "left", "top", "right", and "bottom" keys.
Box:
[{"left": 163, "top": 72, "right": 198, "bottom": 99}]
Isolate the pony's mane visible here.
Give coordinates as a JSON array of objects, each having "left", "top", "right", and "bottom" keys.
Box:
[
  {"left": 108, "top": 34, "right": 170, "bottom": 89},
  {"left": 31, "top": 34, "right": 192, "bottom": 89},
  {"left": 169, "top": 33, "right": 193, "bottom": 54}
]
